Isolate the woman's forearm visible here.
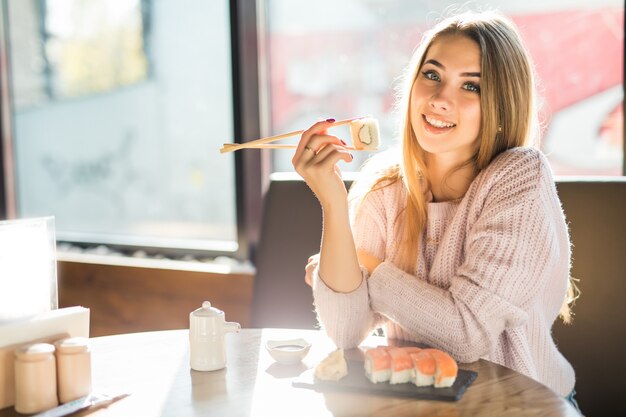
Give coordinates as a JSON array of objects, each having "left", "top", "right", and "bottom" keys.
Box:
[{"left": 318, "top": 202, "right": 363, "bottom": 293}]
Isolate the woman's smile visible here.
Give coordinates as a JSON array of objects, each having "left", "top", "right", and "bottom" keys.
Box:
[{"left": 422, "top": 114, "right": 456, "bottom": 133}]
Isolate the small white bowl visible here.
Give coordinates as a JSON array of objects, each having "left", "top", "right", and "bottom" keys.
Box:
[{"left": 266, "top": 338, "right": 311, "bottom": 365}]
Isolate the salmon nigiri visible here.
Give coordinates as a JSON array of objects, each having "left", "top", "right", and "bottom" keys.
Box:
[
  {"left": 425, "top": 349, "right": 458, "bottom": 388},
  {"left": 388, "top": 347, "right": 413, "bottom": 384},
  {"left": 410, "top": 350, "right": 436, "bottom": 387},
  {"left": 364, "top": 347, "right": 391, "bottom": 383}
]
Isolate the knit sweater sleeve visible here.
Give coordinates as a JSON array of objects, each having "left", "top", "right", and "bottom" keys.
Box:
[
  {"left": 368, "top": 149, "right": 565, "bottom": 362},
  {"left": 311, "top": 186, "right": 389, "bottom": 348}
]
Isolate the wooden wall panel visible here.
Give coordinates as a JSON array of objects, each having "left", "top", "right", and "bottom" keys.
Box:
[{"left": 57, "top": 260, "right": 254, "bottom": 337}]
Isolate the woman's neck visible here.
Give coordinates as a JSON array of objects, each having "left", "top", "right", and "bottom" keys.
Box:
[{"left": 426, "top": 155, "right": 478, "bottom": 202}]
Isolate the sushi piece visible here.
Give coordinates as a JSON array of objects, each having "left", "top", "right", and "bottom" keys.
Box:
[
  {"left": 349, "top": 117, "right": 380, "bottom": 150},
  {"left": 364, "top": 347, "right": 392, "bottom": 383},
  {"left": 425, "top": 349, "right": 458, "bottom": 388},
  {"left": 410, "top": 350, "right": 436, "bottom": 387},
  {"left": 387, "top": 347, "right": 413, "bottom": 384}
]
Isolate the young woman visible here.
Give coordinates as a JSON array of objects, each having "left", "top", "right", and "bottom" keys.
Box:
[{"left": 292, "top": 11, "right": 579, "bottom": 407}]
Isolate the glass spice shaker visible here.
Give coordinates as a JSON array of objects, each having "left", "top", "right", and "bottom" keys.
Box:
[
  {"left": 14, "top": 343, "right": 59, "bottom": 414},
  {"left": 54, "top": 337, "right": 92, "bottom": 403}
]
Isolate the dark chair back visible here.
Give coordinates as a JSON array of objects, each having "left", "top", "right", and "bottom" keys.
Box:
[
  {"left": 552, "top": 179, "right": 626, "bottom": 416},
  {"left": 251, "top": 175, "right": 324, "bottom": 329}
]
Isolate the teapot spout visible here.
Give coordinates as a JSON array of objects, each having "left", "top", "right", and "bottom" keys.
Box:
[{"left": 224, "top": 321, "right": 241, "bottom": 334}]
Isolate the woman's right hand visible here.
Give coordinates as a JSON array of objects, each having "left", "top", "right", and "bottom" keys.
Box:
[
  {"left": 292, "top": 119, "right": 353, "bottom": 209},
  {"left": 294, "top": 119, "right": 362, "bottom": 294}
]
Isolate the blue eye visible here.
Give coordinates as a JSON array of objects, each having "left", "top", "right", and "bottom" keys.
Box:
[
  {"left": 463, "top": 82, "right": 480, "bottom": 94},
  {"left": 422, "top": 70, "right": 440, "bottom": 81}
]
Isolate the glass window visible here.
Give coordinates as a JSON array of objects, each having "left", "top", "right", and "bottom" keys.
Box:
[
  {"left": 12, "top": 0, "right": 149, "bottom": 108},
  {"left": 7, "top": 0, "right": 237, "bottom": 253},
  {"left": 261, "top": 0, "right": 624, "bottom": 176}
]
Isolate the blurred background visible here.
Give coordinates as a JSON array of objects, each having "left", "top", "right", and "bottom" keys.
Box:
[{"left": 1, "top": 0, "right": 623, "bottom": 260}]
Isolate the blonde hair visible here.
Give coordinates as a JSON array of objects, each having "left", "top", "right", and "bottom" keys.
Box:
[{"left": 352, "top": 11, "right": 577, "bottom": 322}]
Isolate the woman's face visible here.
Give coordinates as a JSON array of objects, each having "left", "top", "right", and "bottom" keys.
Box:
[{"left": 410, "top": 34, "right": 482, "bottom": 164}]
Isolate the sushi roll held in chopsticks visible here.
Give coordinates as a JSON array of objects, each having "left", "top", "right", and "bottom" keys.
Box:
[
  {"left": 219, "top": 115, "right": 380, "bottom": 153},
  {"left": 349, "top": 117, "right": 380, "bottom": 151}
]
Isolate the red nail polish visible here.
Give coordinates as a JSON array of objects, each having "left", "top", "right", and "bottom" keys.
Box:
[
  {"left": 350, "top": 153, "right": 354, "bottom": 160},
  {"left": 340, "top": 139, "right": 347, "bottom": 145},
  {"left": 326, "top": 118, "right": 335, "bottom": 123}
]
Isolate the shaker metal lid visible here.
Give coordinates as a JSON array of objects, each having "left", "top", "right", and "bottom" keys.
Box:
[
  {"left": 55, "top": 336, "right": 90, "bottom": 353},
  {"left": 14, "top": 342, "right": 55, "bottom": 360},
  {"left": 191, "top": 301, "right": 224, "bottom": 317}
]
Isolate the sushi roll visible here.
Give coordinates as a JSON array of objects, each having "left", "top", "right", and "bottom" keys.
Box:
[
  {"left": 425, "top": 349, "right": 458, "bottom": 388},
  {"left": 364, "top": 347, "right": 392, "bottom": 383},
  {"left": 387, "top": 348, "right": 413, "bottom": 384},
  {"left": 349, "top": 117, "right": 380, "bottom": 150},
  {"left": 410, "top": 350, "right": 436, "bottom": 387}
]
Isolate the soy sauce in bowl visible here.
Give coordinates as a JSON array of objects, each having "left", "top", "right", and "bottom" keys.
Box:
[{"left": 266, "top": 339, "right": 311, "bottom": 364}]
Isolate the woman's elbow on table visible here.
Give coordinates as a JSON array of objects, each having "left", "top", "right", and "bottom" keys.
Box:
[
  {"left": 443, "top": 279, "right": 529, "bottom": 361},
  {"left": 441, "top": 327, "right": 492, "bottom": 363},
  {"left": 441, "top": 304, "right": 523, "bottom": 363},
  {"left": 446, "top": 342, "right": 488, "bottom": 364}
]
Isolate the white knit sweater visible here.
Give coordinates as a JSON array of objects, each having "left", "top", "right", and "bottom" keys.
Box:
[{"left": 312, "top": 147, "right": 576, "bottom": 396}]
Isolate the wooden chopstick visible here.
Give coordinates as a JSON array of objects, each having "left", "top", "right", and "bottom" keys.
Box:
[
  {"left": 219, "top": 115, "right": 370, "bottom": 154},
  {"left": 221, "top": 144, "right": 358, "bottom": 150}
]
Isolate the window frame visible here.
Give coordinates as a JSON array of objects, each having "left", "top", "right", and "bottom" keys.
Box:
[
  {"left": 0, "top": 0, "right": 16, "bottom": 220},
  {"left": 231, "top": 0, "right": 270, "bottom": 262}
]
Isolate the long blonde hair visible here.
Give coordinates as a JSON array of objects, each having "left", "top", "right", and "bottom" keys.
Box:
[{"left": 352, "top": 11, "right": 577, "bottom": 322}]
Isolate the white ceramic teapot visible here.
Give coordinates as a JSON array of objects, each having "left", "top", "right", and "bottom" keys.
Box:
[{"left": 189, "top": 301, "right": 240, "bottom": 371}]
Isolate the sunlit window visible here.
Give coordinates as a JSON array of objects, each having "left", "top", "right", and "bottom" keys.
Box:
[
  {"left": 12, "top": 0, "right": 149, "bottom": 107},
  {"left": 7, "top": 0, "right": 237, "bottom": 253},
  {"left": 261, "top": 0, "right": 624, "bottom": 176}
]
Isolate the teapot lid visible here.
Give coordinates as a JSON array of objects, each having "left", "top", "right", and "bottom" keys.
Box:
[{"left": 192, "top": 301, "right": 224, "bottom": 317}]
